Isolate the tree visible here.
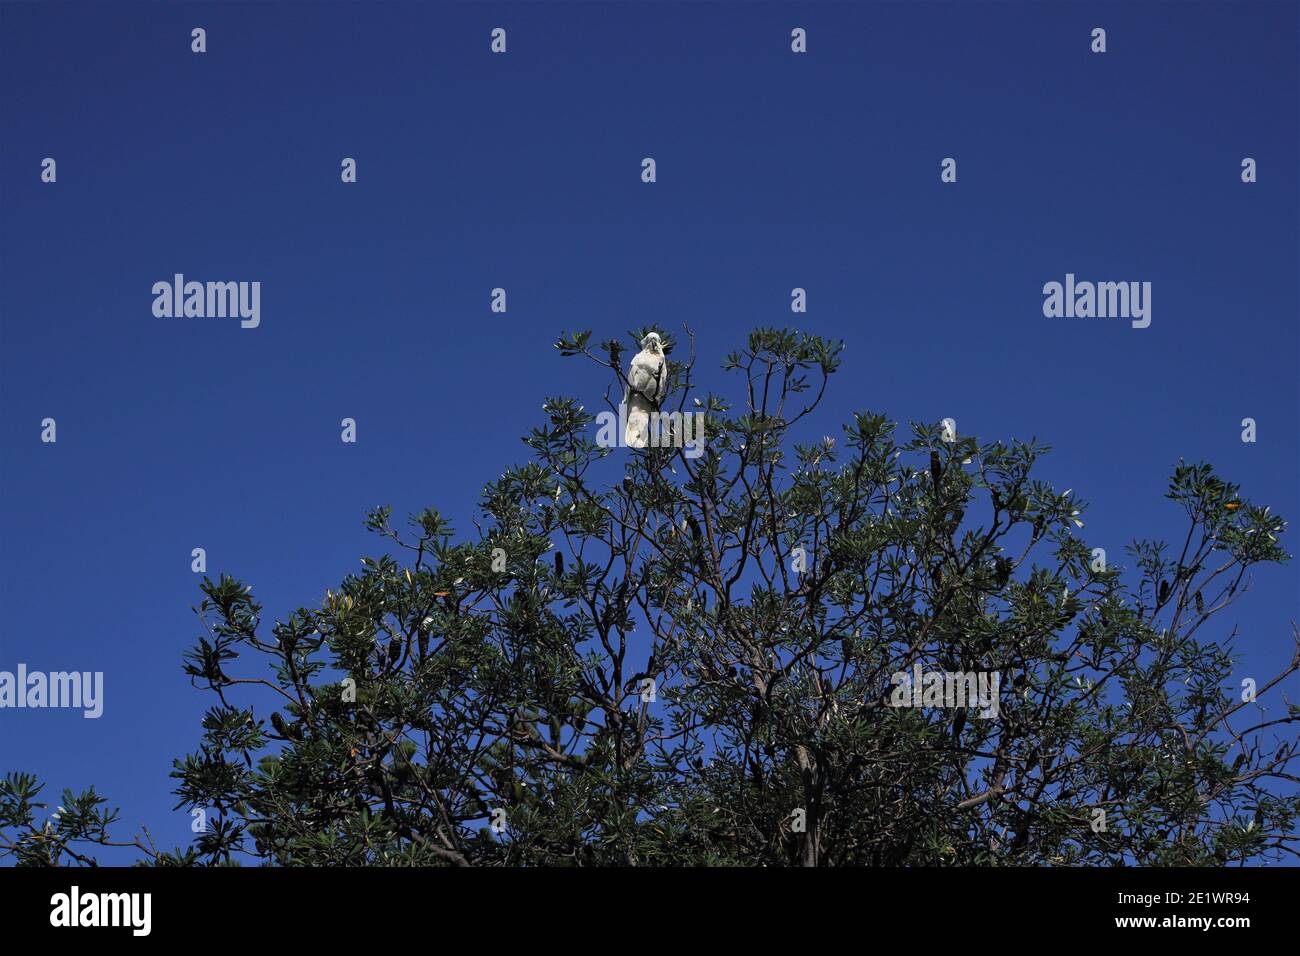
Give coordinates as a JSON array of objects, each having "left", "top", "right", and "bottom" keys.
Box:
[{"left": 4, "top": 327, "right": 1298, "bottom": 866}]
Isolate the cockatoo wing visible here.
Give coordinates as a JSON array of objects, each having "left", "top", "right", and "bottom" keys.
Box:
[{"left": 628, "top": 352, "right": 661, "bottom": 395}]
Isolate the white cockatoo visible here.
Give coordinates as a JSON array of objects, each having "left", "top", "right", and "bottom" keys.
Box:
[{"left": 623, "top": 331, "right": 668, "bottom": 448}]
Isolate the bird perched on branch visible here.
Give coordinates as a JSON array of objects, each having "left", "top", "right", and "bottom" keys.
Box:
[{"left": 624, "top": 332, "right": 668, "bottom": 448}]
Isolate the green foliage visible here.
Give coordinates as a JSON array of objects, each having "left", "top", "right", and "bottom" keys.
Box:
[{"left": 4, "top": 327, "right": 1297, "bottom": 867}]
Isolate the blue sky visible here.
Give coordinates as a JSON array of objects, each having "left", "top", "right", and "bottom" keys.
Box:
[{"left": 1, "top": 1, "right": 1296, "bottom": 862}]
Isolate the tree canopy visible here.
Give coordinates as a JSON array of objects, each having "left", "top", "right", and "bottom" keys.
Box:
[{"left": 4, "top": 327, "right": 1298, "bottom": 866}]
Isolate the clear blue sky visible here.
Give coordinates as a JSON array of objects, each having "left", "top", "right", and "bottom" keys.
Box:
[{"left": 1, "top": 1, "right": 1296, "bottom": 862}]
